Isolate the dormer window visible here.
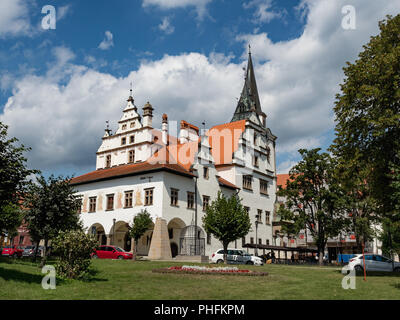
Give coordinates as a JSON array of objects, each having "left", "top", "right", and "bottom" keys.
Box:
[
  {"left": 121, "top": 137, "right": 126, "bottom": 145},
  {"left": 122, "top": 124, "right": 127, "bottom": 130},
  {"left": 203, "top": 167, "right": 209, "bottom": 179},
  {"left": 130, "top": 122, "right": 135, "bottom": 128}
]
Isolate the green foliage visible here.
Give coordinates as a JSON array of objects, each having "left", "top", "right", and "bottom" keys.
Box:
[
  {"left": 52, "top": 230, "right": 98, "bottom": 279},
  {"left": 128, "top": 209, "right": 153, "bottom": 259},
  {"left": 202, "top": 192, "right": 251, "bottom": 263},
  {"left": 0, "top": 121, "right": 37, "bottom": 236},
  {"left": 331, "top": 14, "right": 400, "bottom": 222},
  {"left": 277, "top": 149, "right": 347, "bottom": 264},
  {"left": 23, "top": 175, "right": 83, "bottom": 265},
  {"left": 129, "top": 209, "right": 153, "bottom": 242}
]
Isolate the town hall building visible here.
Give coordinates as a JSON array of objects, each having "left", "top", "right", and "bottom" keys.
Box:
[{"left": 70, "top": 51, "right": 277, "bottom": 258}]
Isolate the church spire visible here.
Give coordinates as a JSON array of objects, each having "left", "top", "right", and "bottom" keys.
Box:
[{"left": 231, "top": 46, "right": 264, "bottom": 125}]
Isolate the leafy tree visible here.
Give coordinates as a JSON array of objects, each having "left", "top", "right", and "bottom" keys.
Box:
[
  {"left": 0, "top": 122, "right": 37, "bottom": 240},
  {"left": 23, "top": 175, "right": 82, "bottom": 267},
  {"left": 128, "top": 209, "right": 153, "bottom": 260},
  {"left": 277, "top": 149, "right": 347, "bottom": 265},
  {"left": 202, "top": 192, "right": 251, "bottom": 264},
  {"left": 330, "top": 15, "right": 400, "bottom": 240},
  {"left": 52, "top": 230, "right": 98, "bottom": 279}
]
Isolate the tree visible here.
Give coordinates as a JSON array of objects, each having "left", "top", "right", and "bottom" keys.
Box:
[
  {"left": 128, "top": 209, "right": 153, "bottom": 260},
  {"left": 0, "top": 122, "right": 37, "bottom": 240},
  {"left": 52, "top": 230, "right": 98, "bottom": 279},
  {"left": 23, "top": 175, "right": 82, "bottom": 266},
  {"left": 277, "top": 148, "right": 347, "bottom": 265},
  {"left": 202, "top": 192, "right": 251, "bottom": 264},
  {"left": 331, "top": 15, "right": 400, "bottom": 238}
]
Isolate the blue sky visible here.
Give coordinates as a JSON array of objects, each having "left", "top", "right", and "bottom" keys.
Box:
[{"left": 0, "top": 0, "right": 399, "bottom": 178}]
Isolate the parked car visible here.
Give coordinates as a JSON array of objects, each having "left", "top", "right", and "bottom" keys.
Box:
[
  {"left": 210, "top": 249, "right": 263, "bottom": 265},
  {"left": 91, "top": 245, "right": 133, "bottom": 260},
  {"left": 348, "top": 254, "right": 400, "bottom": 272},
  {"left": 22, "top": 246, "right": 43, "bottom": 257},
  {"left": 1, "top": 246, "right": 24, "bottom": 258}
]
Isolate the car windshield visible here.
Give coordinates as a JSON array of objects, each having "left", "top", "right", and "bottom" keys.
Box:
[{"left": 115, "top": 247, "right": 125, "bottom": 252}]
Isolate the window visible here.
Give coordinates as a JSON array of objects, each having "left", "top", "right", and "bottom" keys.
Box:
[
  {"left": 265, "top": 211, "right": 271, "bottom": 225},
  {"left": 170, "top": 188, "right": 179, "bottom": 206},
  {"left": 19, "top": 236, "right": 24, "bottom": 245},
  {"left": 145, "top": 188, "right": 154, "bottom": 206},
  {"left": 250, "top": 237, "right": 254, "bottom": 244},
  {"left": 260, "top": 179, "right": 268, "bottom": 195},
  {"left": 244, "top": 206, "right": 250, "bottom": 216},
  {"left": 130, "top": 122, "right": 135, "bottom": 128},
  {"left": 89, "top": 197, "right": 97, "bottom": 212},
  {"left": 125, "top": 191, "right": 133, "bottom": 208},
  {"left": 105, "top": 155, "right": 111, "bottom": 168},
  {"left": 106, "top": 194, "right": 114, "bottom": 211},
  {"left": 130, "top": 135, "right": 135, "bottom": 144},
  {"left": 187, "top": 192, "right": 195, "bottom": 209},
  {"left": 266, "top": 239, "right": 270, "bottom": 245},
  {"left": 242, "top": 175, "right": 253, "bottom": 190},
  {"left": 77, "top": 198, "right": 82, "bottom": 214},
  {"left": 258, "top": 238, "right": 262, "bottom": 245},
  {"left": 202, "top": 195, "right": 210, "bottom": 212},
  {"left": 203, "top": 167, "right": 209, "bottom": 179},
  {"left": 254, "top": 133, "right": 257, "bottom": 146},
  {"left": 128, "top": 150, "right": 135, "bottom": 163},
  {"left": 122, "top": 124, "right": 127, "bottom": 130},
  {"left": 257, "top": 209, "right": 263, "bottom": 223},
  {"left": 207, "top": 232, "right": 211, "bottom": 245},
  {"left": 253, "top": 155, "right": 259, "bottom": 168},
  {"left": 121, "top": 137, "right": 127, "bottom": 145},
  {"left": 242, "top": 237, "right": 246, "bottom": 246}
]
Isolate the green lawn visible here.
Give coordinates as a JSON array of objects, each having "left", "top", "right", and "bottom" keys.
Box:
[{"left": 0, "top": 257, "right": 399, "bottom": 300}]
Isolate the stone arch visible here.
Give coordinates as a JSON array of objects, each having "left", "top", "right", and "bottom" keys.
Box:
[
  {"left": 109, "top": 221, "right": 131, "bottom": 251},
  {"left": 88, "top": 223, "right": 107, "bottom": 245},
  {"left": 167, "top": 218, "right": 186, "bottom": 256}
]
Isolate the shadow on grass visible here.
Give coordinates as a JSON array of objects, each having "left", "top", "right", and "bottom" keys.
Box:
[
  {"left": 335, "top": 269, "right": 400, "bottom": 277},
  {"left": 79, "top": 267, "right": 107, "bottom": 283},
  {"left": 0, "top": 265, "right": 67, "bottom": 285},
  {"left": 391, "top": 283, "right": 400, "bottom": 290}
]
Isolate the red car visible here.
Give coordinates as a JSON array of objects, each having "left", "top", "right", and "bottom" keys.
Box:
[
  {"left": 1, "top": 246, "right": 24, "bottom": 258},
  {"left": 91, "top": 245, "right": 133, "bottom": 260}
]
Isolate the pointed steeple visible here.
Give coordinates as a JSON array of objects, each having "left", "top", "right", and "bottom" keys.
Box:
[{"left": 231, "top": 46, "right": 265, "bottom": 126}]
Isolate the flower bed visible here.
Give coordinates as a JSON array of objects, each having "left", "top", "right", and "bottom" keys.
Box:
[{"left": 152, "top": 265, "right": 268, "bottom": 276}]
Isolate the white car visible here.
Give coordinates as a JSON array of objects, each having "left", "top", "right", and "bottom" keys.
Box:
[
  {"left": 210, "top": 249, "right": 264, "bottom": 266},
  {"left": 348, "top": 254, "right": 400, "bottom": 272}
]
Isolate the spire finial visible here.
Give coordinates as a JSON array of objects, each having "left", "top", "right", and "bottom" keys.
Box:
[
  {"left": 248, "top": 44, "right": 251, "bottom": 55},
  {"left": 127, "top": 81, "right": 134, "bottom": 103}
]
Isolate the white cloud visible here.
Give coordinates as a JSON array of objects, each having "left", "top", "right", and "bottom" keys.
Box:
[
  {"left": 143, "top": 0, "right": 212, "bottom": 20},
  {"left": 243, "top": 0, "right": 285, "bottom": 24},
  {"left": 0, "top": 0, "right": 30, "bottom": 38},
  {"left": 58, "top": 5, "right": 72, "bottom": 21},
  {"left": 2, "top": 0, "right": 400, "bottom": 175},
  {"left": 159, "top": 17, "right": 175, "bottom": 34},
  {"left": 98, "top": 31, "right": 114, "bottom": 50}
]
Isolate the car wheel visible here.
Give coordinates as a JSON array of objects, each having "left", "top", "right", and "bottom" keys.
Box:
[
  {"left": 216, "top": 259, "right": 224, "bottom": 264},
  {"left": 117, "top": 255, "right": 124, "bottom": 260},
  {"left": 354, "top": 265, "right": 363, "bottom": 272},
  {"left": 246, "top": 261, "right": 254, "bottom": 265},
  {"left": 92, "top": 255, "right": 98, "bottom": 259}
]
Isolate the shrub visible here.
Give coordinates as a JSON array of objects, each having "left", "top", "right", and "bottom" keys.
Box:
[{"left": 52, "top": 230, "right": 98, "bottom": 279}]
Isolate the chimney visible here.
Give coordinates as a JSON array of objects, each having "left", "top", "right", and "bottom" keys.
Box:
[
  {"left": 142, "top": 101, "right": 154, "bottom": 127},
  {"left": 162, "top": 113, "right": 168, "bottom": 145}
]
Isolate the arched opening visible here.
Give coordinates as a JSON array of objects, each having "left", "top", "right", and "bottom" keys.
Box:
[
  {"left": 167, "top": 218, "right": 186, "bottom": 256},
  {"left": 109, "top": 221, "right": 131, "bottom": 251},
  {"left": 89, "top": 223, "right": 107, "bottom": 245},
  {"left": 179, "top": 225, "right": 205, "bottom": 256},
  {"left": 170, "top": 242, "right": 179, "bottom": 258}
]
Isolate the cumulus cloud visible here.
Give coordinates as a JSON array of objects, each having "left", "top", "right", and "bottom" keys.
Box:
[
  {"left": 159, "top": 17, "right": 175, "bottom": 34},
  {"left": 98, "top": 31, "right": 114, "bottom": 50},
  {"left": 0, "top": 0, "right": 31, "bottom": 38},
  {"left": 2, "top": 0, "right": 400, "bottom": 176},
  {"left": 243, "top": 0, "right": 286, "bottom": 24},
  {"left": 143, "top": 0, "right": 212, "bottom": 20}
]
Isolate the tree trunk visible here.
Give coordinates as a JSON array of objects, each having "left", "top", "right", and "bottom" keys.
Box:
[
  {"left": 223, "top": 242, "right": 228, "bottom": 264},
  {"left": 40, "top": 238, "right": 48, "bottom": 268},
  {"left": 32, "top": 240, "right": 40, "bottom": 263},
  {"left": 132, "top": 239, "right": 137, "bottom": 261}
]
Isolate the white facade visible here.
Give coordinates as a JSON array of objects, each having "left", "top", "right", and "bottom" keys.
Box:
[{"left": 72, "top": 53, "right": 278, "bottom": 258}]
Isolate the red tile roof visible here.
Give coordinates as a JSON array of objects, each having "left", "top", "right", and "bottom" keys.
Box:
[
  {"left": 277, "top": 174, "right": 292, "bottom": 189},
  {"left": 217, "top": 176, "right": 239, "bottom": 190}
]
